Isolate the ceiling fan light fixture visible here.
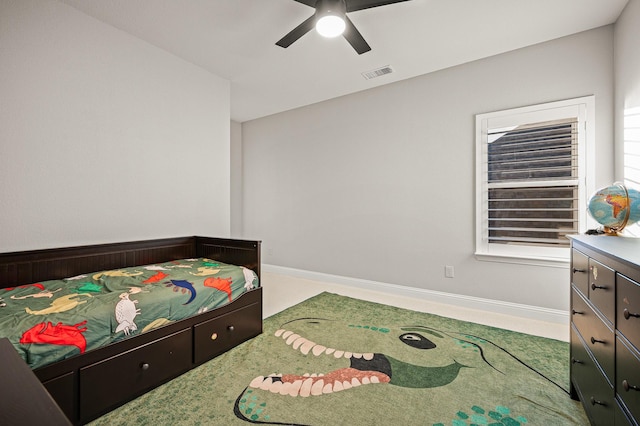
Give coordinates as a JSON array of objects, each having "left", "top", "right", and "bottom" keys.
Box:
[
  {"left": 315, "top": 0, "right": 347, "bottom": 38},
  {"left": 316, "top": 15, "right": 346, "bottom": 38},
  {"left": 277, "top": 0, "right": 411, "bottom": 54}
]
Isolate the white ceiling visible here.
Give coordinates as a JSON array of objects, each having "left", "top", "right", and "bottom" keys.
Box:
[{"left": 58, "top": 0, "right": 629, "bottom": 122}]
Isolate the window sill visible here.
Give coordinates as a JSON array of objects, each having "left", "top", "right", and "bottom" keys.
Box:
[{"left": 474, "top": 252, "right": 570, "bottom": 268}]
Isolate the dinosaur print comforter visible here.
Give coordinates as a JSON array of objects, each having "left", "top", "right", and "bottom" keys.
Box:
[{"left": 0, "top": 258, "right": 259, "bottom": 370}]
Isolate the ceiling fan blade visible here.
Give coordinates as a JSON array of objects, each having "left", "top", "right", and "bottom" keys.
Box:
[
  {"left": 342, "top": 15, "right": 371, "bottom": 54},
  {"left": 346, "top": 0, "right": 412, "bottom": 13},
  {"left": 276, "top": 15, "right": 316, "bottom": 48}
]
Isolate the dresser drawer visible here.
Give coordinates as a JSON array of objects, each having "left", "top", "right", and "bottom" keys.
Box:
[
  {"left": 615, "top": 398, "right": 636, "bottom": 426},
  {"left": 193, "top": 302, "right": 262, "bottom": 365},
  {"left": 79, "top": 328, "right": 192, "bottom": 422},
  {"left": 572, "top": 288, "right": 615, "bottom": 384},
  {"left": 571, "top": 327, "right": 615, "bottom": 425},
  {"left": 589, "top": 258, "right": 616, "bottom": 323},
  {"left": 617, "top": 336, "right": 640, "bottom": 423},
  {"left": 618, "top": 274, "right": 640, "bottom": 350},
  {"left": 572, "top": 249, "right": 589, "bottom": 296}
]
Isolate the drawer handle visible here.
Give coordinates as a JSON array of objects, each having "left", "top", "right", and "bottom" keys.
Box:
[
  {"left": 571, "top": 309, "right": 583, "bottom": 316},
  {"left": 590, "top": 397, "right": 606, "bottom": 406},
  {"left": 591, "top": 283, "right": 607, "bottom": 291},
  {"left": 228, "top": 325, "right": 235, "bottom": 332},
  {"left": 623, "top": 380, "right": 640, "bottom": 392},
  {"left": 573, "top": 268, "right": 586, "bottom": 274},
  {"left": 571, "top": 358, "right": 583, "bottom": 364},
  {"left": 141, "top": 363, "right": 150, "bottom": 371},
  {"left": 590, "top": 337, "right": 606, "bottom": 345},
  {"left": 623, "top": 309, "right": 640, "bottom": 320}
]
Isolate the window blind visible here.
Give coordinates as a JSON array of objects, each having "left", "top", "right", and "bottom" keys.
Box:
[{"left": 486, "top": 119, "right": 579, "bottom": 247}]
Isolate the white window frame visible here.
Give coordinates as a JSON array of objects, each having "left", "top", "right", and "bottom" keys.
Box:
[{"left": 475, "top": 96, "right": 595, "bottom": 267}]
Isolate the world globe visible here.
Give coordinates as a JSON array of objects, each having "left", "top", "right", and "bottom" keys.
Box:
[{"left": 588, "top": 183, "right": 640, "bottom": 234}]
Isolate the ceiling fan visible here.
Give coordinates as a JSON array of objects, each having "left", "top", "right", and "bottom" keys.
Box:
[{"left": 276, "top": 0, "right": 412, "bottom": 55}]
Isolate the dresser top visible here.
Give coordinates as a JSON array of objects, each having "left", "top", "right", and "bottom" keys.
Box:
[{"left": 569, "top": 234, "right": 640, "bottom": 268}]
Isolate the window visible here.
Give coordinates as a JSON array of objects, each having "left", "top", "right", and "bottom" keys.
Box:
[
  {"left": 624, "top": 106, "right": 640, "bottom": 237},
  {"left": 476, "top": 97, "right": 595, "bottom": 265}
]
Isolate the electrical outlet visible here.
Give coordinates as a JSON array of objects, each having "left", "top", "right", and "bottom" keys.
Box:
[{"left": 445, "top": 265, "right": 455, "bottom": 278}]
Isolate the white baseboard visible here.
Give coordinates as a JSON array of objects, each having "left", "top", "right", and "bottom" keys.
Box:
[{"left": 263, "top": 264, "right": 569, "bottom": 325}]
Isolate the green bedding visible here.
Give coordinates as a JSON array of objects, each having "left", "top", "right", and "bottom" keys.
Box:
[{"left": 0, "top": 258, "right": 259, "bottom": 369}]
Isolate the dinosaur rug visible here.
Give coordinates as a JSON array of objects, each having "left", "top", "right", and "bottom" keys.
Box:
[{"left": 90, "top": 292, "right": 588, "bottom": 425}]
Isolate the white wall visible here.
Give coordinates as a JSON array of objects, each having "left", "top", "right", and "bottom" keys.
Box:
[
  {"left": 0, "top": 0, "right": 231, "bottom": 252},
  {"left": 242, "top": 27, "right": 615, "bottom": 311},
  {"left": 231, "top": 120, "right": 243, "bottom": 237}
]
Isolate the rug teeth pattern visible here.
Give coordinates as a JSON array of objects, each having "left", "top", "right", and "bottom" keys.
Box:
[{"left": 89, "top": 292, "right": 588, "bottom": 426}]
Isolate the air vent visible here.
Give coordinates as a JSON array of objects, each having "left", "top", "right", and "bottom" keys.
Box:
[{"left": 362, "top": 65, "right": 393, "bottom": 80}]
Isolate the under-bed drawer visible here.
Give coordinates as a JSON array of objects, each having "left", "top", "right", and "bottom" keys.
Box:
[
  {"left": 42, "top": 372, "right": 75, "bottom": 423},
  {"left": 79, "top": 328, "right": 192, "bottom": 422},
  {"left": 194, "top": 302, "right": 262, "bottom": 365}
]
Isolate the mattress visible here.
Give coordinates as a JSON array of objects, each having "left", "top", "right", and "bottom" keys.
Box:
[{"left": 0, "top": 258, "right": 259, "bottom": 369}]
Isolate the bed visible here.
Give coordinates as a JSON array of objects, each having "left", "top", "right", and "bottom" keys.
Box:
[{"left": 0, "top": 236, "right": 262, "bottom": 425}]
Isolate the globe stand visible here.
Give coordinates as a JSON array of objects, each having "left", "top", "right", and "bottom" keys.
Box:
[{"left": 603, "top": 225, "right": 626, "bottom": 236}]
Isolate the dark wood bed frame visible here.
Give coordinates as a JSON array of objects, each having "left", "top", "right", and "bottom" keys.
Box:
[{"left": 0, "top": 236, "right": 262, "bottom": 425}]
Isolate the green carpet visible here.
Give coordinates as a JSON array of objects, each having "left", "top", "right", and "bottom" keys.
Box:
[{"left": 90, "top": 292, "right": 588, "bottom": 425}]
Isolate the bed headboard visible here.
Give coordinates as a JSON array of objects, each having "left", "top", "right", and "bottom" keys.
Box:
[
  {"left": 195, "top": 236, "right": 261, "bottom": 279},
  {"left": 0, "top": 236, "right": 261, "bottom": 288}
]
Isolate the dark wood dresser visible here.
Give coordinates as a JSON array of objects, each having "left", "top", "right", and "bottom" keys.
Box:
[
  {"left": 0, "top": 337, "right": 71, "bottom": 426},
  {"left": 570, "top": 235, "right": 640, "bottom": 425}
]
